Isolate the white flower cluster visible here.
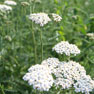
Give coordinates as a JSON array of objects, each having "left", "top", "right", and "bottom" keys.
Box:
[
  {"left": 0, "top": 4, "right": 12, "bottom": 13},
  {"left": 23, "top": 58, "right": 94, "bottom": 93},
  {"left": 21, "top": 2, "right": 30, "bottom": 6},
  {"left": 54, "top": 77, "right": 73, "bottom": 89},
  {"left": 52, "top": 13, "right": 62, "bottom": 22},
  {"left": 28, "top": 13, "right": 51, "bottom": 26},
  {"left": 23, "top": 64, "right": 54, "bottom": 91},
  {"left": 23, "top": 41, "right": 94, "bottom": 93},
  {"left": 4, "top": 0, "right": 17, "bottom": 6},
  {"left": 28, "top": 13, "right": 62, "bottom": 26},
  {"left": 54, "top": 61, "right": 86, "bottom": 89},
  {"left": 52, "top": 41, "right": 80, "bottom": 56},
  {"left": 42, "top": 58, "right": 60, "bottom": 73},
  {"left": 87, "top": 33, "right": 94, "bottom": 40},
  {"left": 74, "top": 75, "right": 94, "bottom": 94}
]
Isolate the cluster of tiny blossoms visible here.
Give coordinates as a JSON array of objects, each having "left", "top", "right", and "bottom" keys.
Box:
[
  {"left": 54, "top": 61, "right": 86, "bottom": 89},
  {"left": 74, "top": 75, "right": 94, "bottom": 94},
  {"left": 87, "top": 33, "right": 94, "bottom": 40},
  {"left": 21, "top": 2, "right": 30, "bottom": 6},
  {"left": 0, "top": 4, "right": 12, "bottom": 13},
  {"left": 42, "top": 58, "right": 60, "bottom": 73},
  {"left": 28, "top": 13, "right": 51, "bottom": 27},
  {"left": 23, "top": 41, "right": 94, "bottom": 94},
  {"left": 23, "top": 64, "right": 54, "bottom": 91},
  {"left": 23, "top": 58, "right": 94, "bottom": 93},
  {"left": 0, "top": 0, "right": 17, "bottom": 13},
  {"left": 4, "top": 0, "right": 17, "bottom": 6},
  {"left": 28, "top": 13, "right": 62, "bottom": 26},
  {"left": 52, "top": 13, "right": 62, "bottom": 22},
  {"left": 52, "top": 41, "right": 80, "bottom": 56}
]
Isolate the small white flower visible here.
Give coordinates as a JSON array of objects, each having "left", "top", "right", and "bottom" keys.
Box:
[
  {"left": 4, "top": 0, "right": 17, "bottom": 6},
  {"left": 52, "top": 13, "right": 62, "bottom": 22},
  {"left": 28, "top": 13, "right": 51, "bottom": 26},
  {"left": 52, "top": 41, "right": 80, "bottom": 56},
  {"left": 0, "top": 4, "right": 12, "bottom": 13}
]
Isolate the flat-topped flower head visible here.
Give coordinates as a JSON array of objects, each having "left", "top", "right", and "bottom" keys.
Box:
[
  {"left": 52, "top": 13, "right": 62, "bottom": 22},
  {"left": 23, "top": 64, "right": 53, "bottom": 91},
  {"left": 0, "top": 4, "right": 12, "bottom": 13},
  {"left": 54, "top": 61, "right": 86, "bottom": 89},
  {"left": 28, "top": 13, "right": 51, "bottom": 26},
  {"left": 41, "top": 58, "right": 60, "bottom": 73},
  {"left": 74, "top": 75, "right": 94, "bottom": 94},
  {"left": 87, "top": 33, "right": 94, "bottom": 40},
  {"left": 21, "top": 2, "right": 30, "bottom": 6},
  {"left": 52, "top": 41, "right": 80, "bottom": 56},
  {"left": 4, "top": 0, "right": 17, "bottom": 6}
]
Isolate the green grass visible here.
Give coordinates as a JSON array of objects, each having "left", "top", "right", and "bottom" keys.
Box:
[{"left": 0, "top": 0, "right": 94, "bottom": 94}]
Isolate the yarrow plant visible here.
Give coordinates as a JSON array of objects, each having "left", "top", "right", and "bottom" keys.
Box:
[
  {"left": 27, "top": 11, "right": 62, "bottom": 64},
  {"left": 87, "top": 33, "right": 94, "bottom": 40},
  {"left": 52, "top": 41, "right": 80, "bottom": 56},
  {"left": 52, "top": 13, "right": 62, "bottom": 22},
  {"left": 54, "top": 61, "right": 86, "bottom": 89},
  {"left": 0, "top": 4, "right": 12, "bottom": 13},
  {"left": 21, "top": 2, "right": 30, "bottom": 6},
  {"left": 23, "top": 41, "right": 94, "bottom": 94},
  {"left": 23, "top": 2, "right": 94, "bottom": 93},
  {"left": 28, "top": 13, "right": 51, "bottom": 27},
  {"left": 74, "top": 75, "right": 94, "bottom": 94},
  {"left": 28, "top": 12, "right": 52, "bottom": 64},
  {"left": 23, "top": 64, "right": 54, "bottom": 91}
]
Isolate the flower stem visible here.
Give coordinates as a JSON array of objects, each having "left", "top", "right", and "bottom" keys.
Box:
[
  {"left": 31, "top": 23, "right": 37, "bottom": 64},
  {"left": 30, "top": 0, "right": 37, "bottom": 64},
  {"left": 40, "top": 29, "right": 43, "bottom": 61}
]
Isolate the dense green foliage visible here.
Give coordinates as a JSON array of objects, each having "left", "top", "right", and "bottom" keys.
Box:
[{"left": 0, "top": 0, "right": 94, "bottom": 94}]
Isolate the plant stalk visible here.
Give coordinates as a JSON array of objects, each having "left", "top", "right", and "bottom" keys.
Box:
[
  {"left": 40, "top": 30, "right": 43, "bottom": 61},
  {"left": 30, "top": 0, "right": 37, "bottom": 64},
  {"left": 31, "top": 23, "right": 37, "bottom": 64}
]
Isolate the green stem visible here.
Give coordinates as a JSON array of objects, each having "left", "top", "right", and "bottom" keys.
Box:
[
  {"left": 29, "top": 1, "right": 37, "bottom": 64},
  {"left": 40, "top": 30, "right": 43, "bottom": 61},
  {"left": 30, "top": 0, "right": 35, "bottom": 13},
  {"left": 32, "top": 1, "right": 36, "bottom": 13},
  {"left": 31, "top": 23, "right": 37, "bottom": 64},
  {"left": 29, "top": 0, "right": 32, "bottom": 13}
]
